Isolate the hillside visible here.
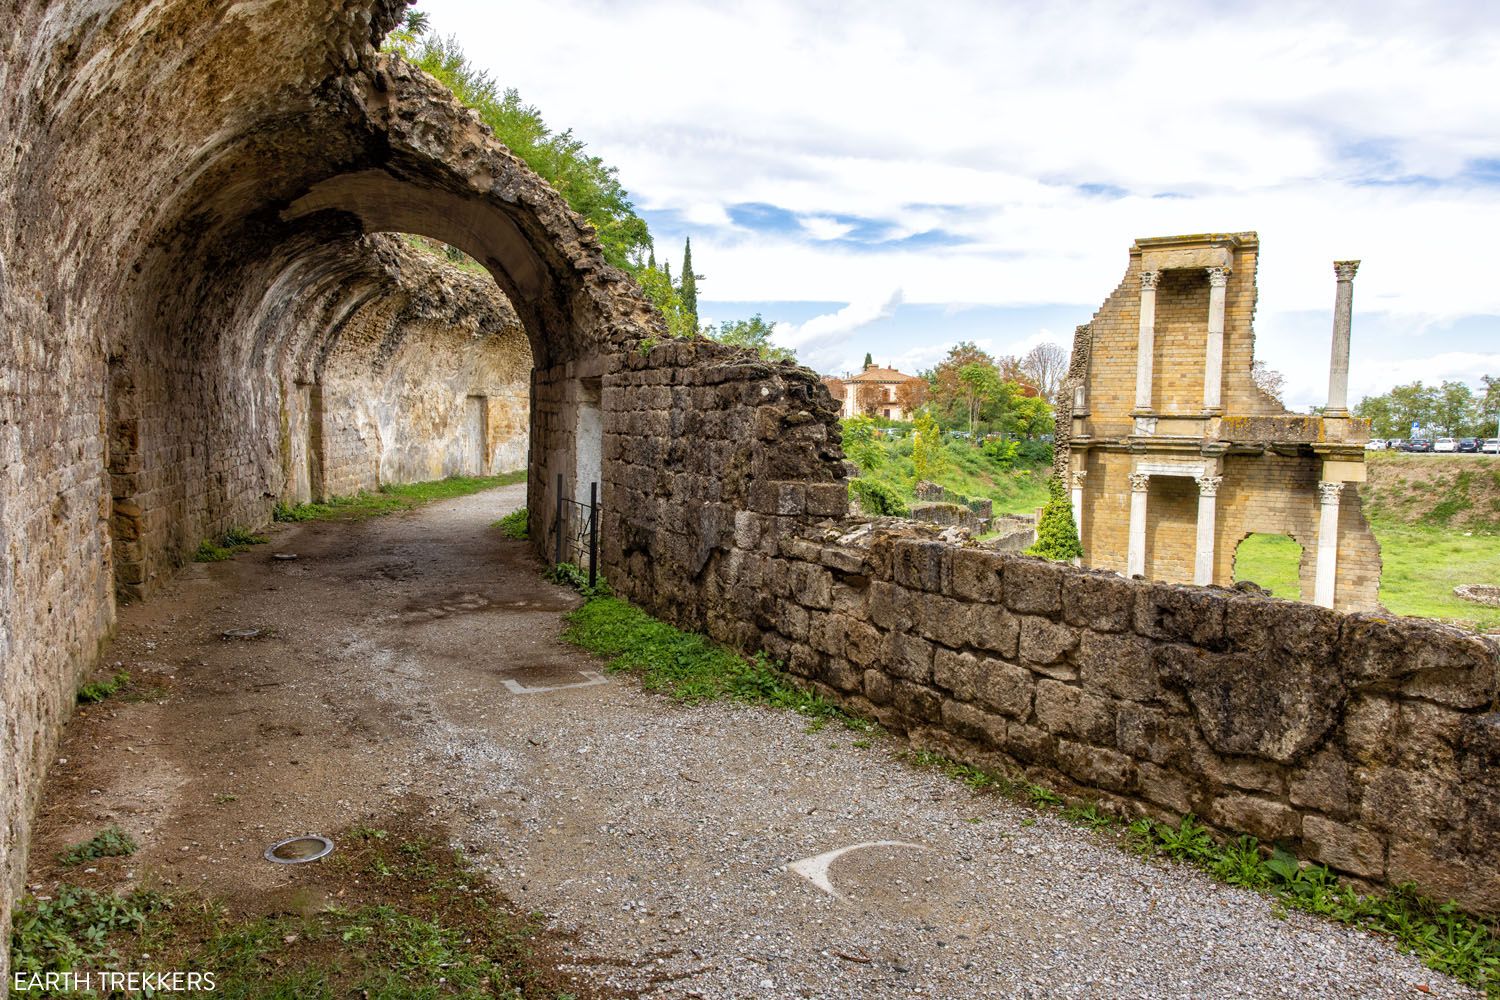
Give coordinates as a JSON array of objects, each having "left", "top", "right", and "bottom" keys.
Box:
[{"left": 1360, "top": 453, "right": 1500, "bottom": 533}]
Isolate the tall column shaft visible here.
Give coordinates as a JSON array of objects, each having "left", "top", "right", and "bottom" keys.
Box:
[
  {"left": 1326, "top": 261, "right": 1360, "bottom": 415},
  {"left": 1134, "top": 271, "right": 1160, "bottom": 411},
  {"left": 1127, "top": 472, "right": 1150, "bottom": 578},
  {"left": 1203, "top": 267, "right": 1229, "bottom": 411},
  {"left": 1314, "top": 481, "right": 1344, "bottom": 608},
  {"left": 1193, "top": 475, "right": 1222, "bottom": 586},
  {"left": 1070, "top": 470, "right": 1087, "bottom": 544}
]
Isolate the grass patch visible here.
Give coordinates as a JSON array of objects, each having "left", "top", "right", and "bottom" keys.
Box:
[
  {"left": 1126, "top": 814, "right": 1499, "bottom": 993},
  {"left": 12, "top": 818, "right": 595, "bottom": 998},
  {"left": 561, "top": 596, "right": 868, "bottom": 730},
  {"left": 1232, "top": 533, "right": 1304, "bottom": 599},
  {"left": 57, "top": 826, "right": 137, "bottom": 866},
  {"left": 274, "top": 471, "right": 526, "bottom": 523},
  {"left": 77, "top": 670, "right": 131, "bottom": 704},
  {"left": 494, "top": 507, "right": 529, "bottom": 540},
  {"left": 1368, "top": 520, "right": 1500, "bottom": 630},
  {"left": 194, "top": 526, "right": 269, "bottom": 563}
]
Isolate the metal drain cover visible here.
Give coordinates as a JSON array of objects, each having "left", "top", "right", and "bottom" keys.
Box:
[
  {"left": 264, "top": 835, "right": 334, "bottom": 864},
  {"left": 272, "top": 553, "right": 298, "bottom": 561},
  {"left": 221, "top": 628, "right": 262, "bottom": 640}
]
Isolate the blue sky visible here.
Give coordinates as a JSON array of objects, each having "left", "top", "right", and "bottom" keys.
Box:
[{"left": 421, "top": 0, "right": 1500, "bottom": 410}]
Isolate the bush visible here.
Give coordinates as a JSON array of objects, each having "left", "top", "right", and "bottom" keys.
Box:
[
  {"left": 1026, "top": 476, "right": 1082, "bottom": 560},
  {"left": 849, "top": 478, "right": 909, "bottom": 517}
]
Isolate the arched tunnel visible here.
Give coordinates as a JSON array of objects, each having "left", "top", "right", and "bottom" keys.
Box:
[{"left": 1, "top": 0, "right": 849, "bottom": 955}]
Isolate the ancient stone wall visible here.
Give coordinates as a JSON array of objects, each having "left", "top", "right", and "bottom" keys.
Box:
[
  {"left": 605, "top": 346, "right": 1499, "bottom": 917},
  {"left": 1, "top": 0, "right": 662, "bottom": 966}
]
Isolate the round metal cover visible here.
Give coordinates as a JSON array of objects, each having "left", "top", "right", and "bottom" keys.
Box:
[
  {"left": 264, "top": 835, "right": 334, "bottom": 864},
  {"left": 222, "top": 628, "right": 262, "bottom": 640}
]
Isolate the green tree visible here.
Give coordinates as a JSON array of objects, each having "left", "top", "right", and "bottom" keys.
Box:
[
  {"left": 707, "top": 314, "right": 794, "bottom": 362},
  {"left": 1354, "top": 392, "right": 1398, "bottom": 438},
  {"left": 635, "top": 264, "right": 695, "bottom": 338},
  {"left": 863, "top": 352, "right": 874, "bottom": 369},
  {"left": 1435, "top": 380, "right": 1476, "bottom": 435},
  {"left": 1026, "top": 477, "right": 1083, "bottom": 561},
  {"left": 680, "top": 238, "right": 700, "bottom": 330},
  {"left": 958, "top": 363, "right": 1005, "bottom": 442},
  {"left": 911, "top": 411, "right": 948, "bottom": 483}
]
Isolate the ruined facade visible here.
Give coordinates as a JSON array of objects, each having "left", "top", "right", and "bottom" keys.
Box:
[
  {"left": 1059, "top": 234, "right": 1380, "bottom": 611},
  {"left": 1, "top": 2, "right": 1495, "bottom": 973}
]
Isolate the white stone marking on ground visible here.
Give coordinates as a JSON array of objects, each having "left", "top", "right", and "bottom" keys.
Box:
[
  {"left": 785, "top": 840, "right": 928, "bottom": 897},
  {"left": 501, "top": 671, "right": 609, "bottom": 695}
]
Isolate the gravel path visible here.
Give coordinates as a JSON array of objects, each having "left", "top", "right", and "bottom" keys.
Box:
[{"left": 30, "top": 485, "right": 1475, "bottom": 999}]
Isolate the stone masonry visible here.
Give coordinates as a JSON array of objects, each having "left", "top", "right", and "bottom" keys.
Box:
[
  {"left": 1060, "top": 234, "right": 1381, "bottom": 611},
  {"left": 601, "top": 342, "right": 1499, "bottom": 914}
]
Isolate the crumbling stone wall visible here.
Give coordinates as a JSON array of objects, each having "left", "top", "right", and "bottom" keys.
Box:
[{"left": 605, "top": 346, "right": 1499, "bottom": 916}]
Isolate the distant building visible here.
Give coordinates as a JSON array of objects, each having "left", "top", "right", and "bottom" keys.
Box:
[{"left": 822, "top": 363, "right": 925, "bottom": 420}]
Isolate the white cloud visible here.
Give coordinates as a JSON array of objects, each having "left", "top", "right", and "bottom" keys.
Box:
[
  {"left": 421, "top": 0, "right": 1500, "bottom": 336},
  {"left": 772, "top": 288, "right": 905, "bottom": 352}
]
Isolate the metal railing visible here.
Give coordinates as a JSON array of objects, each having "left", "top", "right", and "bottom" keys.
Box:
[{"left": 553, "top": 473, "right": 599, "bottom": 588}]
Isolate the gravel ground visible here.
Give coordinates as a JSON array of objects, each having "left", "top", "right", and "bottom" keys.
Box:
[{"left": 28, "top": 485, "right": 1476, "bottom": 999}]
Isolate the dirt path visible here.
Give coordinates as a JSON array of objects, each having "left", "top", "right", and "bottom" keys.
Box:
[{"left": 25, "top": 486, "right": 1475, "bottom": 998}]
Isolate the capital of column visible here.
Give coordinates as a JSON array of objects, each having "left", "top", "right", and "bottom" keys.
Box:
[
  {"left": 1071, "top": 470, "right": 1088, "bottom": 489},
  {"left": 1206, "top": 266, "right": 1230, "bottom": 288},
  {"left": 1333, "top": 260, "right": 1360, "bottom": 282},
  {"left": 1318, "top": 480, "right": 1345, "bottom": 505},
  {"left": 1196, "top": 475, "right": 1223, "bottom": 497},
  {"left": 1139, "top": 270, "right": 1161, "bottom": 291},
  {"left": 1129, "top": 472, "right": 1151, "bottom": 493}
]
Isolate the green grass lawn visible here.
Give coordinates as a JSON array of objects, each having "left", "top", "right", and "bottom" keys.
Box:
[
  {"left": 1235, "top": 524, "right": 1500, "bottom": 630},
  {"left": 1232, "top": 533, "right": 1304, "bottom": 599},
  {"left": 274, "top": 471, "right": 525, "bottom": 522},
  {"left": 1368, "top": 520, "right": 1500, "bottom": 630}
]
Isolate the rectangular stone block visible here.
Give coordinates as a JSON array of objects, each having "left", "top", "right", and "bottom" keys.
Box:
[
  {"left": 1302, "top": 815, "right": 1384, "bottom": 879},
  {"left": 950, "top": 547, "right": 1005, "bottom": 602},
  {"left": 971, "top": 605, "right": 1020, "bottom": 660},
  {"left": 891, "top": 538, "right": 947, "bottom": 592},
  {"left": 1001, "top": 557, "right": 1063, "bottom": 615},
  {"left": 879, "top": 631, "right": 935, "bottom": 684},
  {"left": 1134, "top": 584, "right": 1227, "bottom": 646},
  {"left": 1057, "top": 739, "right": 1135, "bottom": 793},
  {"left": 1034, "top": 679, "right": 1114, "bottom": 744},
  {"left": 1019, "top": 616, "right": 1079, "bottom": 667},
  {"left": 1060, "top": 572, "right": 1137, "bottom": 633},
  {"left": 941, "top": 698, "right": 1007, "bottom": 746},
  {"left": 915, "top": 592, "right": 974, "bottom": 649},
  {"left": 893, "top": 679, "right": 943, "bottom": 724},
  {"left": 1209, "top": 792, "right": 1298, "bottom": 842},
  {"left": 1077, "top": 632, "right": 1157, "bottom": 702}
]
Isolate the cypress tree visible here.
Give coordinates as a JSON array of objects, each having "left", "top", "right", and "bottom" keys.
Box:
[
  {"left": 647, "top": 247, "right": 656, "bottom": 271},
  {"left": 864, "top": 352, "right": 874, "bottom": 369},
  {"left": 680, "top": 238, "right": 699, "bottom": 329}
]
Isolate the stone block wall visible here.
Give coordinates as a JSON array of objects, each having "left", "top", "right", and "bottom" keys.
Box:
[{"left": 605, "top": 345, "right": 1499, "bottom": 916}]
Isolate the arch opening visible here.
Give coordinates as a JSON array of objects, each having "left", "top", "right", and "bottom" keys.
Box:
[{"left": 1232, "top": 532, "right": 1307, "bottom": 600}]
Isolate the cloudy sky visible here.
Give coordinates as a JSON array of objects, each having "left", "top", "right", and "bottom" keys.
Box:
[{"left": 421, "top": 0, "right": 1500, "bottom": 410}]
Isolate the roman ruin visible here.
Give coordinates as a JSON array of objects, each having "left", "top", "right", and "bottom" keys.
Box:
[
  {"left": 1057, "top": 234, "right": 1381, "bottom": 610},
  {"left": 1, "top": 0, "right": 1495, "bottom": 978}
]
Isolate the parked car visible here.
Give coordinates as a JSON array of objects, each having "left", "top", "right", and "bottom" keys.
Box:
[
  {"left": 1434, "top": 438, "right": 1459, "bottom": 453},
  {"left": 1484, "top": 439, "right": 1500, "bottom": 454},
  {"left": 1458, "top": 438, "right": 1480, "bottom": 453},
  {"left": 1403, "top": 439, "right": 1434, "bottom": 452},
  {"left": 1365, "top": 438, "right": 1388, "bottom": 451}
]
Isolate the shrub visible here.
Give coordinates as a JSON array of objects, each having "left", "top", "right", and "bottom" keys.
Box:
[
  {"left": 1025, "top": 476, "right": 1083, "bottom": 560},
  {"left": 496, "top": 508, "right": 528, "bottom": 539},
  {"left": 849, "top": 478, "right": 909, "bottom": 517}
]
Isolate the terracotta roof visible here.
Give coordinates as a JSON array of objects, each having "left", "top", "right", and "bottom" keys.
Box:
[{"left": 845, "top": 366, "right": 920, "bottom": 383}]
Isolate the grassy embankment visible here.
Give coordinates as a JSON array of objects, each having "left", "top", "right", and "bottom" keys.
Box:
[
  {"left": 1235, "top": 454, "right": 1499, "bottom": 629},
  {"left": 848, "top": 433, "right": 1052, "bottom": 517}
]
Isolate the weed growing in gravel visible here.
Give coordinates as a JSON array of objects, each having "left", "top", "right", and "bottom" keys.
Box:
[
  {"left": 273, "top": 471, "right": 526, "bottom": 522},
  {"left": 495, "top": 507, "right": 529, "bottom": 539},
  {"left": 1060, "top": 803, "right": 1115, "bottom": 832},
  {"left": 58, "top": 826, "right": 137, "bottom": 866},
  {"left": 562, "top": 597, "right": 865, "bottom": 730},
  {"left": 1126, "top": 814, "right": 1500, "bottom": 993},
  {"left": 546, "top": 562, "right": 612, "bottom": 598},
  {"left": 905, "top": 749, "right": 1001, "bottom": 791},
  {"left": 194, "top": 526, "right": 267, "bottom": 562},
  {"left": 12, "top": 819, "right": 591, "bottom": 998},
  {"left": 77, "top": 669, "right": 130, "bottom": 704}
]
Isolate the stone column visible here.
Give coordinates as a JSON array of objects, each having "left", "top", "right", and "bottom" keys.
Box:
[
  {"left": 1127, "top": 472, "right": 1150, "bottom": 578},
  {"left": 1193, "top": 475, "right": 1222, "bottom": 586},
  {"left": 1326, "top": 260, "right": 1360, "bottom": 416},
  {"left": 1314, "top": 480, "right": 1344, "bottom": 608},
  {"left": 1203, "top": 267, "right": 1230, "bottom": 412},
  {"left": 1070, "top": 469, "right": 1087, "bottom": 541},
  {"left": 1134, "top": 271, "right": 1161, "bottom": 412}
]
